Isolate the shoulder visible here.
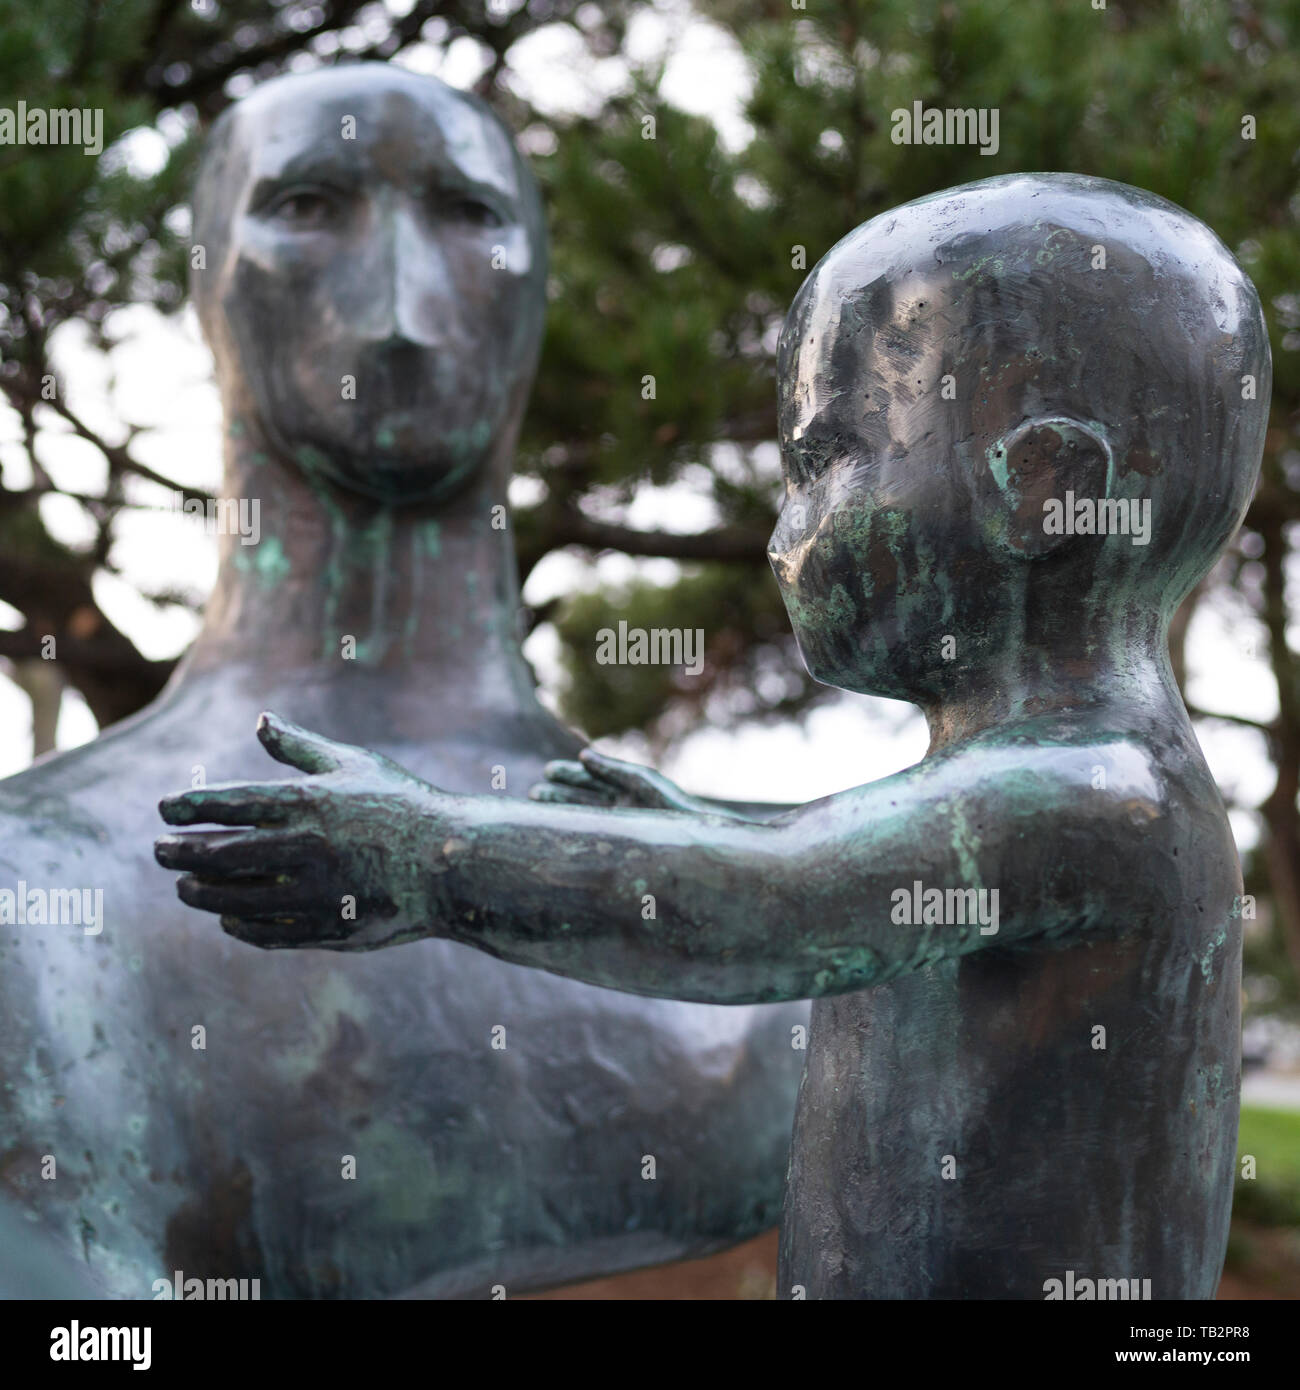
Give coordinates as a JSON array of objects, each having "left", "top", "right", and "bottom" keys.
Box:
[
  {"left": 0, "top": 739, "right": 128, "bottom": 871},
  {"left": 815, "top": 733, "right": 1187, "bottom": 949},
  {"left": 830, "top": 732, "right": 1168, "bottom": 839}
]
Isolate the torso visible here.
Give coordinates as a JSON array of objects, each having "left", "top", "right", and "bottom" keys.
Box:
[
  {"left": 0, "top": 671, "right": 807, "bottom": 1297},
  {"left": 780, "top": 729, "right": 1241, "bottom": 1299}
]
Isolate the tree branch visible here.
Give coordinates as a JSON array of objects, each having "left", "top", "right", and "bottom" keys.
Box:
[{"left": 515, "top": 499, "right": 771, "bottom": 581}]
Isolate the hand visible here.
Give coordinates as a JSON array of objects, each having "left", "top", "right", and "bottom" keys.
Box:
[
  {"left": 529, "top": 748, "right": 704, "bottom": 813},
  {"left": 155, "top": 711, "right": 450, "bottom": 951}
]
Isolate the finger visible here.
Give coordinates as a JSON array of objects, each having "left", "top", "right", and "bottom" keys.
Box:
[
  {"left": 220, "top": 915, "right": 316, "bottom": 949},
  {"left": 175, "top": 872, "right": 326, "bottom": 917},
  {"left": 542, "top": 761, "right": 607, "bottom": 791},
  {"left": 155, "top": 829, "right": 325, "bottom": 874},
  {"left": 578, "top": 749, "right": 676, "bottom": 805},
  {"left": 528, "top": 781, "right": 612, "bottom": 806},
  {"left": 256, "top": 710, "right": 350, "bottom": 775},
  {"left": 159, "top": 782, "right": 315, "bottom": 827},
  {"left": 221, "top": 915, "right": 357, "bottom": 951}
]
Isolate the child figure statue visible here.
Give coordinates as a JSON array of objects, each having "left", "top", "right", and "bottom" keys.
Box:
[{"left": 158, "top": 173, "right": 1270, "bottom": 1298}]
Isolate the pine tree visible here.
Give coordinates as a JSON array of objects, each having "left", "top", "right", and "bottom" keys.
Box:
[{"left": 2, "top": 0, "right": 1298, "bottom": 990}]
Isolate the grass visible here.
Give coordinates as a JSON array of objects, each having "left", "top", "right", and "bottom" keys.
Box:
[
  {"left": 1233, "top": 1104, "right": 1300, "bottom": 1227},
  {"left": 1222, "top": 1104, "right": 1300, "bottom": 1295}
]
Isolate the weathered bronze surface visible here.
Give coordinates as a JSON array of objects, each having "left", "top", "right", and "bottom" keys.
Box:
[
  {"left": 160, "top": 173, "right": 1270, "bottom": 1298},
  {"left": 0, "top": 64, "right": 807, "bottom": 1298}
]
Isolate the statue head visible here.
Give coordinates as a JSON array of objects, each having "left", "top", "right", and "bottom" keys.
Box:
[
  {"left": 191, "top": 63, "right": 547, "bottom": 504},
  {"left": 768, "top": 173, "right": 1270, "bottom": 703}
]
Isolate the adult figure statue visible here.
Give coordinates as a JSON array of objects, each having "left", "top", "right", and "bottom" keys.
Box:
[{"left": 0, "top": 64, "right": 805, "bottom": 1299}]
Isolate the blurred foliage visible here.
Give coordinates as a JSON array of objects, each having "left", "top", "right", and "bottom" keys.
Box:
[
  {"left": 1, "top": 0, "right": 1299, "bottom": 987},
  {"left": 555, "top": 567, "right": 802, "bottom": 740}
]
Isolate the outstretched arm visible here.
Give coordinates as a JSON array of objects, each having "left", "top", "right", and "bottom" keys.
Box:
[{"left": 156, "top": 713, "right": 1139, "bottom": 1005}]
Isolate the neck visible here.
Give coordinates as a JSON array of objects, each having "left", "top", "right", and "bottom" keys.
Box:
[
  {"left": 921, "top": 632, "right": 1180, "bottom": 754},
  {"left": 178, "top": 411, "right": 541, "bottom": 722}
]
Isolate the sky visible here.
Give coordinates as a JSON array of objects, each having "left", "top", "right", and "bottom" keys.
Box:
[{"left": 0, "top": 0, "right": 1285, "bottom": 853}]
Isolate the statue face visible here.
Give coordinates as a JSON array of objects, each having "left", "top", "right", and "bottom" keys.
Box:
[
  {"left": 768, "top": 357, "right": 956, "bottom": 702},
  {"left": 767, "top": 250, "right": 982, "bottom": 701},
  {"left": 198, "top": 67, "right": 547, "bottom": 503}
]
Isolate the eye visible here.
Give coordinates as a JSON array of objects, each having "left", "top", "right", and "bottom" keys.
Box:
[
  {"left": 267, "top": 189, "right": 338, "bottom": 229},
  {"left": 791, "top": 433, "right": 837, "bottom": 484},
  {"left": 441, "top": 196, "right": 502, "bottom": 229}
]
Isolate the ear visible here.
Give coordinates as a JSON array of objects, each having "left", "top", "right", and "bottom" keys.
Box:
[{"left": 980, "top": 417, "right": 1113, "bottom": 559}]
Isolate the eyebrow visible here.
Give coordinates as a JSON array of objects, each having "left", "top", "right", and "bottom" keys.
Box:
[
  {"left": 247, "top": 154, "right": 519, "bottom": 211},
  {"left": 247, "top": 150, "right": 364, "bottom": 202},
  {"left": 428, "top": 166, "right": 518, "bottom": 203}
]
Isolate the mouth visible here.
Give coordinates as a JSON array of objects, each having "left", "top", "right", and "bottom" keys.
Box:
[{"left": 366, "top": 339, "right": 441, "bottom": 416}]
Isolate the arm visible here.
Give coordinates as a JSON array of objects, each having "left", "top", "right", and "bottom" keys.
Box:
[{"left": 155, "top": 713, "right": 1137, "bottom": 1005}]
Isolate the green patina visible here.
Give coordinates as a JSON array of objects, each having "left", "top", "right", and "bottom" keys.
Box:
[
  {"left": 293, "top": 447, "right": 356, "bottom": 656},
  {"left": 362, "top": 1119, "right": 469, "bottom": 1222},
  {"left": 1199, "top": 925, "right": 1229, "bottom": 982},
  {"left": 988, "top": 440, "right": 1010, "bottom": 490},
  {"left": 442, "top": 419, "right": 492, "bottom": 467},
  {"left": 952, "top": 252, "right": 1005, "bottom": 282},
  {"left": 233, "top": 534, "right": 290, "bottom": 586},
  {"left": 948, "top": 801, "right": 984, "bottom": 888},
  {"left": 351, "top": 507, "right": 397, "bottom": 665}
]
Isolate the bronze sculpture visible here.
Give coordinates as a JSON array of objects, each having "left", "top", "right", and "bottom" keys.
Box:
[
  {"left": 160, "top": 173, "right": 1270, "bottom": 1298},
  {"left": 0, "top": 64, "right": 806, "bottom": 1298}
]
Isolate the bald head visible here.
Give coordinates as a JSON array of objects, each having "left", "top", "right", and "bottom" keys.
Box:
[{"left": 769, "top": 174, "right": 1270, "bottom": 700}]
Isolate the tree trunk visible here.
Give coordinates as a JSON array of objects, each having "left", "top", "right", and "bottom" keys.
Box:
[{"left": 9, "top": 657, "right": 63, "bottom": 761}]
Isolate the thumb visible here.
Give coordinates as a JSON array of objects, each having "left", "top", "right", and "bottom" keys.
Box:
[{"left": 256, "top": 711, "right": 349, "bottom": 775}]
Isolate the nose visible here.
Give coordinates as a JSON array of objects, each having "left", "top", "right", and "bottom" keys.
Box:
[{"left": 349, "top": 192, "right": 448, "bottom": 349}]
